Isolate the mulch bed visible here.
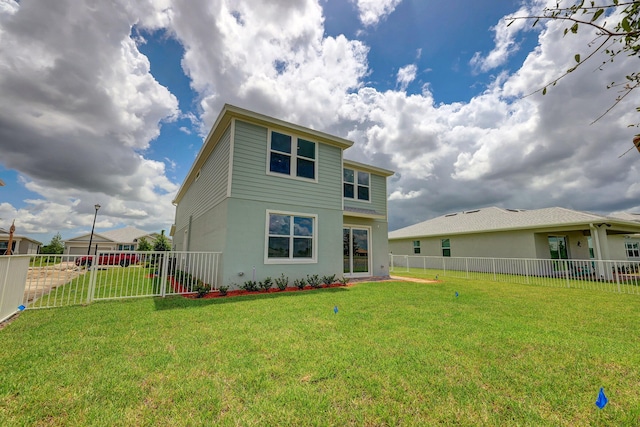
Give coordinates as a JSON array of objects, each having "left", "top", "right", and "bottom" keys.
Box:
[{"left": 180, "top": 281, "right": 350, "bottom": 300}]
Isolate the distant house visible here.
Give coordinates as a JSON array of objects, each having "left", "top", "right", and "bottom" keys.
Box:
[
  {"left": 0, "top": 227, "right": 41, "bottom": 255},
  {"left": 64, "top": 226, "right": 164, "bottom": 255},
  {"left": 171, "top": 104, "right": 394, "bottom": 288},
  {"left": 389, "top": 207, "right": 640, "bottom": 262}
]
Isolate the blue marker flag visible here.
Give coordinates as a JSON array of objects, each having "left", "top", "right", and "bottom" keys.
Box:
[
  {"left": 455, "top": 292, "right": 459, "bottom": 298},
  {"left": 595, "top": 387, "right": 608, "bottom": 409},
  {"left": 334, "top": 306, "right": 338, "bottom": 314},
  {"left": 18, "top": 305, "right": 25, "bottom": 311}
]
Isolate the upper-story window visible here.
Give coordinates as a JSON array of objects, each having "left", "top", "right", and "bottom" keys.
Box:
[
  {"left": 269, "top": 131, "right": 316, "bottom": 180},
  {"left": 343, "top": 168, "right": 370, "bottom": 201}
]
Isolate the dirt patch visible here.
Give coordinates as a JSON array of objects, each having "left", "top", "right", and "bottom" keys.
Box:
[
  {"left": 389, "top": 275, "right": 439, "bottom": 284},
  {"left": 23, "top": 262, "right": 87, "bottom": 303}
]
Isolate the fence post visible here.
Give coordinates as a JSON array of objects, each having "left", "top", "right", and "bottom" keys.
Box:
[
  {"left": 87, "top": 256, "right": 97, "bottom": 304},
  {"left": 160, "top": 252, "right": 169, "bottom": 297},
  {"left": 614, "top": 261, "right": 621, "bottom": 293},
  {"left": 525, "top": 259, "right": 529, "bottom": 284},
  {"left": 564, "top": 260, "right": 570, "bottom": 288},
  {"left": 405, "top": 255, "right": 409, "bottom": 272},
  {"left": 423, "top": 256, "right": 426, "bottom": 273},
  {"left": 492, "top": 258, "right": 496, "bottom": 281},
  {"left": 465, "top": 258, "right": 469, "bottom": 279}
]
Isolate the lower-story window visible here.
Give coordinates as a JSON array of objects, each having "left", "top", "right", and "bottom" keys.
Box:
[
  {"left": 441, "top": 238, "right": 451, "bottom": 257},
  {"left": 266, "top": 210, "right": 317, "bottom": 263},
  {"left": 413, "top": 240, "right": 421, "bottom": 254},
  {"left": 626, "top": 241, "right": 640, "bottom": 258}
]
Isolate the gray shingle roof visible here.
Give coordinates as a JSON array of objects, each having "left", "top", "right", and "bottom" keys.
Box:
[
  {"left": 389, "top": 207, "right": 640, "bottom": 239},
  {"left": 99, "top": 226, "right": 156, "bottom": 243},
  {"left": 608, "top": 212, "right": 640, "bottom": 223}
]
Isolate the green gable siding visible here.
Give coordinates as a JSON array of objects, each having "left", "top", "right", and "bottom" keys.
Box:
[
  {"left": 175, "top": 125, "right": 231, "bottom": 231},
  {"left": 231, "top": 120, "right": 342, "bottom": 210},
  {"left": 343, "top": 173, "right": 387, "bottom": 217}
]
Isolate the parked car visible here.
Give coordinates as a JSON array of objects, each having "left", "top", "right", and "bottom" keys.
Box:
[{"left": 75, "top": 253, "right": 139, "bottom": 267}]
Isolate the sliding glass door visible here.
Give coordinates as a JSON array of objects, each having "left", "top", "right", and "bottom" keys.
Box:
[{"left": 343, "top": 227, "right": 370, "bottom": 277}]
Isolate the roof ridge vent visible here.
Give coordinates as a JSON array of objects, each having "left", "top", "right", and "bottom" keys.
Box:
[
  {"left": 506, "top": 209, "right": 520, "bottom": 212},
  {"left": 464, "top": 209, "right": 480, "bottom": 214},
  {"left": 444, "top": 213, "right": 457, "bottom": 217}
]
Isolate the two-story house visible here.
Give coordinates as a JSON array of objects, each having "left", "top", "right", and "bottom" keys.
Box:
[{"left": 170, "top": 104, "right": 394, "bottom": 289}]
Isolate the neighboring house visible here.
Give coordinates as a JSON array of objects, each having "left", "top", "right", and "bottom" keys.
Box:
[
  {"left": 609, "top": 212, "right": 640, "bottom": 261},
  {"left": 389, "top": 207, "right": 640, "bottom": 262},
  {"left": 171, "top": 104, "right": 394, "bottom": 288},
  {"left": 64, "top": 226, "right": 163, "bottom": 255},
  {"left": 0, "top": 227, "right": 41, "bottom": 255}
]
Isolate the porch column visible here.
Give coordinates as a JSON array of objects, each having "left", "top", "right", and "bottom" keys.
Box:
[{"left": 596, "top": 224, "right": 611, "bottom": 261}]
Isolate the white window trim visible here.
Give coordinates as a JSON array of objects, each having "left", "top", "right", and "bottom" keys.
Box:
[
  {"left": 441, "top": 238, "right": 451, "bottom": 257},
  {"left": 343, "top": 167, "right": 371, "bottom": 203},
  {"left": 343, "top": 224, "right": 372, "bottom": 278},
  {"left": 625, "top": 241, "right": 639, "bottom": 258},
  {"left": 264, "top": 210, "right": 318, "bottom": 264},
  {"left": 266, "top": 130, "right": 318, "bottom": 183}
]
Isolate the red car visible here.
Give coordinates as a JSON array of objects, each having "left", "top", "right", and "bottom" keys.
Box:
[{"left": 75, "top": 253, "right": 139, "bottom": 267}]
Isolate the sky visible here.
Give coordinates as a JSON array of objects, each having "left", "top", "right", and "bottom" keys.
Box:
[{"left": 0, "top": 0, "right": 638, "bottom": 245}]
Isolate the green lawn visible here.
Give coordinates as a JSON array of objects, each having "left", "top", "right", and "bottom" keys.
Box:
[
  {"left": 27, "top": 267, "right": 170, "bottom": 308},
  {"left": 2, "top": 279, "right": 640, "bottom": 426}
]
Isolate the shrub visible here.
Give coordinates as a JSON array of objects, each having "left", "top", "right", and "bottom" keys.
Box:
[
  {"left": 339, "top": 276, "right": 350, "bottom": 286},
  {"left": 194, "top": 280, "right": 211, "bottom": 298},
  {"left": 322, "top": 274, "right": 336, "bottom": 286},
  {"left": 241, "top": 280, "right": 259, "bottom": 292},
  {"left": 259, "top": 277, "right": 273, "bottom": 292},
  {"left": 218, "top": 285, "right": 229, "bottom": 296},
  {"left": 294, "top": 278, "right": 306, "bottom": 290},
  {"left": 307, "top": 274, "right": 321, "bottom": 289},
  {"left": 275, "top": 274, "right": 288, "bottom": 291}
]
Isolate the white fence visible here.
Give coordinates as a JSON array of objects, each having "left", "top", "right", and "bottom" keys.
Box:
[
  {"left": 390, "top": 254, "right": 640, "bottom": 295},
  {"left": 0, "top": 251, "right": 222, "bottom": 317},
  {"left": 0, "top": 256, "right": 30, "bottom": 323}
]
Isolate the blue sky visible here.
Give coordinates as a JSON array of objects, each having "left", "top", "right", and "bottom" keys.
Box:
[{"left": 0, "top": 0, "right": 638, "bottom": 245}]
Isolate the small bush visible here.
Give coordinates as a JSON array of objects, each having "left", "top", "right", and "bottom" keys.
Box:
[
  {"left": 322, "top": 274, "right": 336, "bottom": 286},
  {"left": 259, "top": 277, "right": 273, "bottom": 292},
  {"left": 194, "top": 280, "right": 211, "bottom": 298},
  {"left": 275, "top": 274, "right": 288, "bottom": 291},
  {"left": 241, "top": 280, "right": 259, "bottom": 292},
  {"left": 218, "top": 285, "right": 229, "bottom": 296},
  {"left": 339, "top": 277, "right": 350, "bottom": 286},
  {"left": 294, "top": 278, "right": 306, "bottom": 290},
  {"left": 307, "top": 274, "right": 321, "bottom": 289}
]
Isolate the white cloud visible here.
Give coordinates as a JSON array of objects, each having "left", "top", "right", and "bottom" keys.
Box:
[
  {"left": 352, "top": 0, "right": 403, "bottom": 26},
  {"left": 1, "top": 0, "right": 639, "bottom": 240},
  {"left": 396, "top": 64, "right": 417, "bottom": 91},
  {"left": 470, "top": 1, "right": 543, "bottom": 73},
  {"left": 0, "top": 0, "right": 179, "bottom": 237}
]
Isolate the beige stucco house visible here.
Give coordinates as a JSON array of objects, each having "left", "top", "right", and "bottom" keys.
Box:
[
  {"left": 64, "top": 226, "right": 164, "bottom": 255},
  {"left": 389, "top": 207, "right": 640, "bottom": 262},
  {"left": 0, "top": 227, "right": 41, "bottom": 255}
]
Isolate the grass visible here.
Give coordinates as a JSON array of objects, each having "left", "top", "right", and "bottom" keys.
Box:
[
  {"left": 393, "top": 266, "right": 640, "bottom": 294},
  {"left": 2, "top": 279, "right": 640, "bottom": 425},
  {"left": 28, "top": 266, "right": 171, "bottom": 308}
]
